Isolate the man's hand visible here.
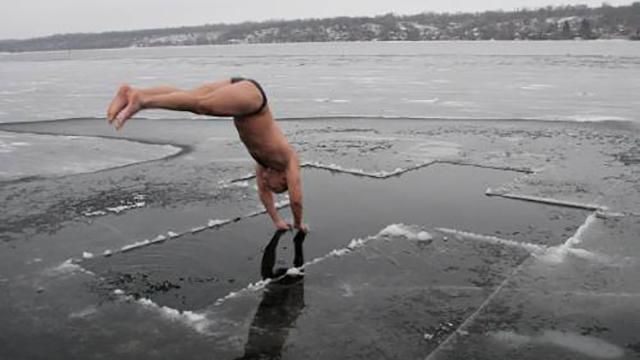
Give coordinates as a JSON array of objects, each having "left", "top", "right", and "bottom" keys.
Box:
[
  {"left": 106, "top": 84, "right": 142, "bottom": 131},
  {"left": 107, "top": 84, "right": 131, "bottom": 123},
  {"left": 274, "top": 219, "right": 291, "bottom": 231},
  {"left": 273, "top": 219, "right": 307, "bottom": 233},
  {"left": 294, "top": 223, "right": 309, "bottom": 233}
]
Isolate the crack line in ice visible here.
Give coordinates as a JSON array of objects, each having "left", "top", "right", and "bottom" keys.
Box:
[
  {"left": 226, "top": 160, "right": 533, "bottom": 184},
  {"left": 424, "top": 212, "right": 598, "bottom": 360},
  {"left": 435, "top": 228, "right": 547, "bottom": 254},
  {"left": 94, "top": 218, "right": 234, "bottom": 257},
  {"left": 424, "top": 256, "right": 532, "bottom": 360},
  {"left": 595, "top": 209, "right": 640, "bottom": 219},
  {"left": 78, "top": 200, "right": 292, "bottom": 260},
  {"left": 302, "top": 161, "right": 434, "bottom": 179},
  {"left": 301, "top": 160, "right": 532, "bottom": 181},
  {"left": 436, "top": 224, "right": 616, "bottom": 266},
  {"left": 440, "top": 160, "right": 534, "bottom": 174},
  {"left": 485, "top": 189, "right": 604, "bottom": 211},
  {"left": 54, "top": 262, "right": 217, "bottom": 335},
  {"left": 535, "top": 213, "right": 598, "bottom": 264},
  {"left": 218, "top": 180, "right": 250, "bottom": 189},
  {"left": 363, "top": 285, "right": 485, "bottom": 292},
  {"left": 228, "top": 172, "right": 256, "bottom": 183},
  {"left": 111, "top": 289, "right": 213, "bottom": 334},
  {"left": 49, "top": 262, "right": 213, "bottom": 335},
  {"left": 595, "top": 210, "right": 627, "bottom": 219}
]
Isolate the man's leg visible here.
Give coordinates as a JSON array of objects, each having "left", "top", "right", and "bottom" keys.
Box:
[
  {"left": 107, "top": 80, "right": 234, "bottom": 122},
  {"left": 187, "top": 80, "right": 233, "bottom": 97},
  {"left": 112, "top": 80, "right": 263, "bottom": 128}
]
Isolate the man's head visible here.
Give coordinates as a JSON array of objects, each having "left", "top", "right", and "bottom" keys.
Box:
[{"left": 263, "top": 168, "right": 288, "bottom": 194}]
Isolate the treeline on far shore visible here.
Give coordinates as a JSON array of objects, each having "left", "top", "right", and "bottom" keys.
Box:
[{"left": 1, "top": 3, "right": 639, "bottom": 52}]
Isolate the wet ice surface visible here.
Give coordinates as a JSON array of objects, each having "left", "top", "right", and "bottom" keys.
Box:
[
  {"left": 1, "top": 117, "right": 639, "bottom": 360},
  {"left": 82, "top": 165, "right": 587, "bottom": 310}
]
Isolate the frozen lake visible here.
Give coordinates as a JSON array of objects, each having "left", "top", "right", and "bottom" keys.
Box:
[
  {"left": 1, "top": 41, "right": 639, "bottom": 359},
  {"left": 0, "top": 41, "right": 639, "bottom": 123}
]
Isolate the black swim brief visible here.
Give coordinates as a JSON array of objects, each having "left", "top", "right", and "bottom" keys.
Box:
[{"left": 230, "top": 77, "right": 268, "bottom": 117}]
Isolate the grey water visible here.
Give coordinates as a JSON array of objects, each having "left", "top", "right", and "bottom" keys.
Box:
[
  {"left": 82, "top": 164, "right": 588, "bottom": 308},
  {"left": 0, "top": 41, "right": 639, "bottom": 123},
  {"left": 5, "top": 164, "right": 591, "bottom": 360}
]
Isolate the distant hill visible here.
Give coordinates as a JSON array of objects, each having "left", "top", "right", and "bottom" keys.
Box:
[{"left": 1, "top": 3, "right": 639, "bottom": 52}]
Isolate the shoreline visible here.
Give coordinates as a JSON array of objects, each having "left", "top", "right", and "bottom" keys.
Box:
[{"left": 1, "top": 38, "right": 639, "bottom": 54}]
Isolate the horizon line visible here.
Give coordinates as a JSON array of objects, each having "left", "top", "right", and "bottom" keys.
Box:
[{"left": 0, "top": 1, "right": 633, "bottom": 42}]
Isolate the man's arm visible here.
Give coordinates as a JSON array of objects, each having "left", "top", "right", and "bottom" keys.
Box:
[
  {"left": 286, "top": 154, "right": 306, "bottom": 232},
  {"left": 256, "top": 165, "right": 290, "bottom": 230}
]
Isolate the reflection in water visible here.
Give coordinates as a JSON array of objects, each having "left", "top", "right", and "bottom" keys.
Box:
[{"left": 236, "top": 230, "right": 306, "bottom": 360}]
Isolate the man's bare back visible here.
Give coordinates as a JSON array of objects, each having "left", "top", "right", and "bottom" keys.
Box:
[{"left": 106, "top": 78, "right": 306, "bottom": 232}]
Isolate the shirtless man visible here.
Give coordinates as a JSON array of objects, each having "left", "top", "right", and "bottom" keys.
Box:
[{"left": 106, "top": 77, "right": 306, "bottom": 232}]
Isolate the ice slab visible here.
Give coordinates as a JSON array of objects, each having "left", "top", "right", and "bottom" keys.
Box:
[
  {"left": 0, "top": 131, "right": 181, "bottom": 181},
  {"left": 430, "top": 281, "right": 640, "bottom": 360},
  {"left": 427, "top": 218, "right": 640, "bottom": 360}
]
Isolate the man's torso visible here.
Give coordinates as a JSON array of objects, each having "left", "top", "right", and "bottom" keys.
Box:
[{"left": 234, "top": 108, "right": 291, "bottom": 171}]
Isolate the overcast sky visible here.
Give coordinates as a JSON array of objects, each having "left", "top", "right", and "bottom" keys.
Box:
[{"left": 1, "top": 0, "right": 633, "bottom": 40}]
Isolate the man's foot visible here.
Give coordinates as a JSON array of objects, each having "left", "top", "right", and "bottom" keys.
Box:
[
  {"left": 114, "top": 89, "right": 143, "bottom": 130},
  {"left": 107, "top": 84, "right": 131, "bottom": 123}
]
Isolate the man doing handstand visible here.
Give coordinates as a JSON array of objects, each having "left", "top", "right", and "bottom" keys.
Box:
[{"left": 106, "top": 77, "right": 306, "bottom": 232}]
